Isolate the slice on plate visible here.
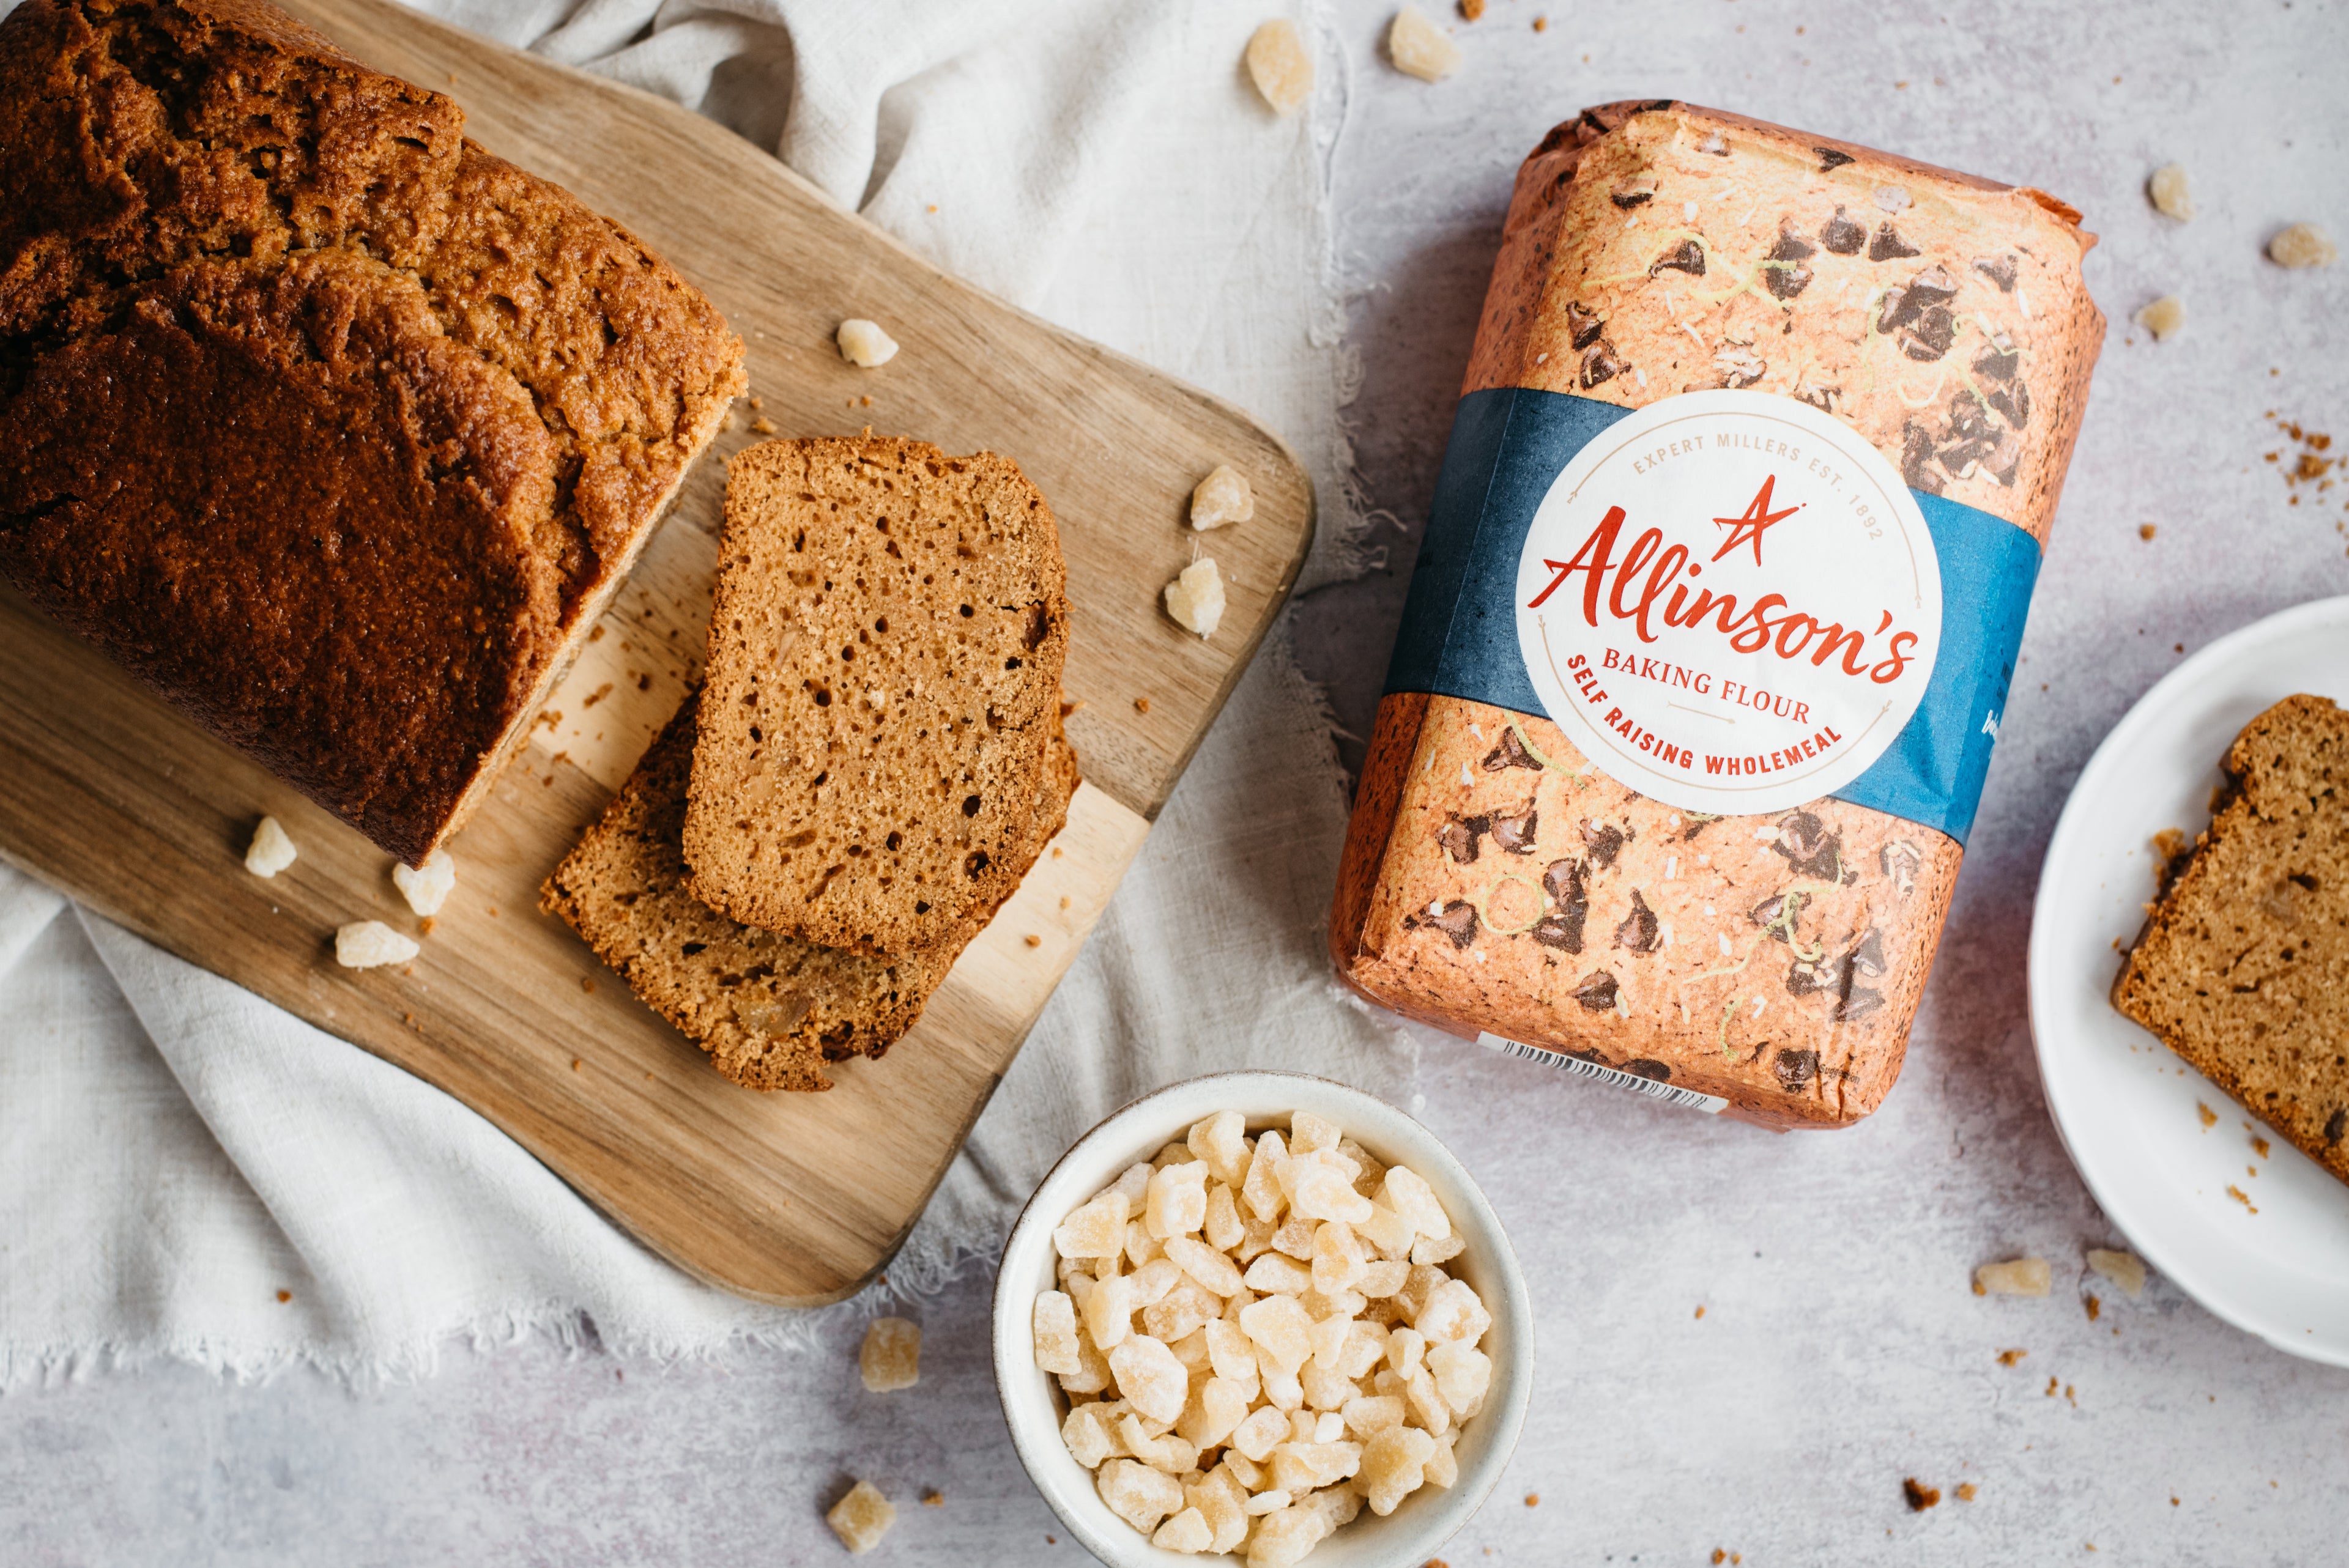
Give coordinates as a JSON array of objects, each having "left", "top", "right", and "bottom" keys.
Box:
[
  {"left": 543, "top": 694, "right": 1077, "bottom": 1090},
  {"left": 2113, "top": 693, "right": 2349, "bottom": 1185},
  {"left": 683, "top": 436, "right": 1070, "bottom": 953}
]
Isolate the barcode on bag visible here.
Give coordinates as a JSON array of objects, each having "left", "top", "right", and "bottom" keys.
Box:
[{"left": 1475, "top": 1032, "right": 1727, "bottom": 1114}]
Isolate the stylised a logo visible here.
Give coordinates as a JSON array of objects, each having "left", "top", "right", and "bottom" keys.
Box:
[{"left": 1710, "top": 475, "right": 1801, "bottom": 565}]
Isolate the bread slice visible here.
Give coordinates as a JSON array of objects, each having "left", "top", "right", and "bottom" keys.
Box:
[
  {"left": 683, "top": 437, "right": 1070, "bottom": 952},
  {"left": 544, "top": 693, "right": 1078, "bottom": 1090},
  {"left": 0, "top": 0, "right": 744, "bottom": 865},
  {"left": 2113, "top": 694, "right": 2349, "bottom": 1186}
]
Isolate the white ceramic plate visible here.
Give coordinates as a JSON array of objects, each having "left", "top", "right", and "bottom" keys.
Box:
[{"left": 2030, "top": 595, "right": 2349, "bottom": 1366}]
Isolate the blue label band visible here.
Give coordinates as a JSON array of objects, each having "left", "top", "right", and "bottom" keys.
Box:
[{"left": 1383, "top": 386, "right": 2040, "bottom": 846}]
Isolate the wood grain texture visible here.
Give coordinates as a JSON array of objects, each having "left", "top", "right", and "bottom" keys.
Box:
[{"left": 0, "top": 0, "right": 1312, "bottom": 1303}]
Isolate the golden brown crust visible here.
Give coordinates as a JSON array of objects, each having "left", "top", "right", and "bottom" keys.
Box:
[
  {"left": 0, "top": 0, "right": 745, "bottom": 865},
  {"left": 1334, "top": 103, "right": 2096, "bottom": 1128},
  {"left": 2113, "top": 695, "right": 2349, "bottom": 1186},
  {"left": 684, "top": 437, "right": 1070, "bottom": 953}
]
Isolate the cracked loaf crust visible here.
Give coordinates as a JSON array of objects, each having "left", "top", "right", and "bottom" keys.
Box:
[
  {"left": 2113, "top": 695, "right": 2349, "bottom": 1186},
  {"left": 543, "top": 692, "right": 1078, "bottom": 1090},
  {"left": 0, "top": 0, "right": 745, "bottom": 865},
  {"left": 1332, "top": 103, "right": 2102, "bottom": 1129}
]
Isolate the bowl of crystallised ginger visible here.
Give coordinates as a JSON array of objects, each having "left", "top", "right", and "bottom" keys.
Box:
[{"left": 992, "top": 1071, "right": 1534, "bottom": 1568}]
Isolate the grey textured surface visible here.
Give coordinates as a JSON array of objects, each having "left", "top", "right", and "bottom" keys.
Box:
[{"left": 6, "top": 1, "right": 2348, "bottom": 1564}]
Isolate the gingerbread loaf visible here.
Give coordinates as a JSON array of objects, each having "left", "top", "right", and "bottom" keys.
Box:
[
  {"left": 0, "top": 0, "right": 745, "bottom": 865},
  {"left": 1332, "top": 102, "right": 2103, "bottom": 1130},
  {"left": 2113, "top": 695, "right": 2349, "bottom": 1186}
]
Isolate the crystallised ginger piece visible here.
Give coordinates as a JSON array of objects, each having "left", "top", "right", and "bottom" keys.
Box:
[
  {"left": 1152, "top": 1506, "right": 1214, "bottom": 1553},
  {"left": 1245, "top": 1503, "right": 1326, "bottom": 1568},
  {"left": 1143, "top": 1282, "right": 1219, "bottom": 1343},
  {"left": 1231, "top": 1404, "right": 1290, "bottom": 1463},
  {"left": 2146, "top": 163, "right": 2193, "bottom": 221},
  {"left": 1311, "top": 1221, "right": 1370, "bottom": 1295},
  {"left": 1176, "top": 1375, "right": 1253, "bottom": 1450},
  {"left": 1427, "top": 1339, "right": 1491, "bottom": 1413},
  {"left": 1190, "top": 1465, "right": 1252, "bottom": 1553},
  {"left": 1098, "top": 1459, "right": 1185, "bottom": 1534},
  {"left": 2087, "top": 1247, "right": 2148, "bottom": 1298},
  {"left": 1163, "top": 558, "right": 1226, "bottom": 638},
  {"left": 1206, "top": 1318, "right": 1260, "bottom": 1384},
  {"left": 1244, "top": 20, "right": 1314, "bottom": 115},
  {"left": 335, "top": 921, "right": 417, "bottom": 970},
  {"left": 1241, "top": 1293, "right": 1316, "bottom": 1377},
  {"left": 1082, "top": 1271, "right": 1135, "bottom": 1351},
  {"left": 1386, "top": 1325, "right": 1427, "bottom": 1379},
  {"left": 1188, "top": 1111, "right": 1253, "bottom": 1186},
  {"left": 859, "top": 1316, "right": 921, "bottom": 1392},
  {"left": 1414, "top": 1278, "right": 1491, "bottom": 1345},
  {"left": 836, "top": 318, "right": 899, "bottom": 367},
  {"left": 1032, "top": 1290, "right": 1082, "bottom": 1376},
  {"left": 1411, "top": 1234, "right": 1465, "bottom": 1267},
  {"left": 1054, "top": 1189, "right": 1130, "bottom": 1259},
  {"left": 1974, "top": 1257, "right": 2052, "bottom": 1296},
  {"left": 1203, "top": 1183, "right": 1245, "bottom": 1251},
  {"left": 1342, "top": 1392, "right": 1408, "bottom": 1438},
  {"left": 1060, "top": 1328, "right": 1113, "bottom": 1395},
  {"left": 826, "top": 1481, "right": 896, "bottom": 1554},
  {"left": 1146, "top": 1159, "right": 1210, "bottom": 1239},
  {"left": 2135, "top": 295, "right": 2186, "bottom": 341},
  {"left": 244, "top": 816, "right": 297, "bottom": 878},
  {"left": 1189, "top": 466, "right": 1255, "bottom": 531},
  {"left": 1110, "top": 1333, "right": 1190, "bottom": 1424},
  {"left": 392, "top": 849, "right": 456, "bottom": 915},
  {"left": 1359, "top": 1423, "right": 1437, "bottom": 1514},
  {"left": 1423, "top": 1430, "right": 1460, "bottom": 1489},
  {"left": 1288, "top": 1111, "right": 1341, "bottom": 1154},
  {"left": 1063, "top": 1400, "right": 1123, "bottom": 1468},
  {"left": 1243, "top": 1129, "right": 1290, "bottom": 1222},
  {"left": 1245, "top": 1252, "right": 1313, "bottom": 1295},
  {"left": 1387, "top": 6, "right": 1462, "bottom": 81},
  {"left": 1165, "top": 1234, "right": 1246, "bottom": 1297},
  {"left": 1290, "top": 1161, "right": 1375, "bottom": 1224},
  {"left": 1379, "top": 1166, "right": 1450, "bottom": 1240},
  {"left": 2268, "top": 223, "right": 2338, "bottom": 268}
]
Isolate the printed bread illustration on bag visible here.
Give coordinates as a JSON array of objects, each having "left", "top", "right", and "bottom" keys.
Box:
[{"left": 1331, "top": 102, "right": 2103, "bottom": 1130}]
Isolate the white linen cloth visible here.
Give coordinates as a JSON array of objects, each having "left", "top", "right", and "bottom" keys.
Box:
[{"left": 0, "top": 0, "right": 1412, "bottom": 1381}]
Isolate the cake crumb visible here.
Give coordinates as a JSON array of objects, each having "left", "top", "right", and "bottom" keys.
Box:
[
  {"left": 1024, "top": 934, "right": 1042, "bottom": 948},
  {"left": 2197, "top": 1101, "right": 2218, "bottom": 1129},
  {"left": 1903, "top": 1478, "right": 1940, "bottom": 1511},
  {"left": 1996, "top": 1347, "right": 2027, "bottom": 1366},
  {"left": 1524, "top": 1493, "right": 1539, "bottom": 1507},
  {"left": 2139, "top": 523, "right": 2156, "bottom": 541},
  {"left": 1389, "top": 6, "right": 1464, "bottom": 80},
  {"left": 2253, "top": 1135, "right": 2271, "bottom": 1159},
  {"left": 2225, "top": 1184, "right": 2258, "bottom": 1214},
  {"left": 1244, "top": 19, "right": 1315, "bottom": 115},
  {"left": 1532, "top": 13, "right": 1547, "bottom": 29},
  {"left": 1135, "top": 697, "right": 1152, "bottom": 714},
  {"left": 1956, "top": 1482, "right": 1978, "bottom": 1501},
  {"left": 276, "top": 1289, "right": 291, "bottom": 1303},
  {"left": 2084, "top": 1293, "right": 2101, "bottom": 1322},
  {"left": 749, "top": 416, "right": 777, "bottom": 434},
  {"left": 922, "top": 1491, "right": 944, "bottom": 1507}
]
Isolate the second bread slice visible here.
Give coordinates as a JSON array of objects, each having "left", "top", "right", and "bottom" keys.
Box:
[{"left": 684, "top": 437, "right": 1070, "bottom": 952}]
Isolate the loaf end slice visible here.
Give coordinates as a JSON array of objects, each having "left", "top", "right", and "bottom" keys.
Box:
[
  {"left": 2113, "top": 693, "right": 2349, "bottom": 1186},
  {"left": 0, "top": 0, "right": 744, "bottom": 866},
  {"left": 683, "top": 437, "right": 1070, "bottom": 952}
]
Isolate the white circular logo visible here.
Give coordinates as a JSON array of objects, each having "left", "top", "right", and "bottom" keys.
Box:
[{"left": 1513, "top": 390, "right": 1940, "bottom": 817}]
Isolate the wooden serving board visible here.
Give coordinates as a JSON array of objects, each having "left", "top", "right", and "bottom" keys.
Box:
[{"left": 0, "top": 0, "right": 1313, "bottom": 1304}]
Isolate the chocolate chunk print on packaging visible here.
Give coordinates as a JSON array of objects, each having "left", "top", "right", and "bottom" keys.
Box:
[{"left": 1332, "top": 102, "right": 2102, "bottom": 1131}]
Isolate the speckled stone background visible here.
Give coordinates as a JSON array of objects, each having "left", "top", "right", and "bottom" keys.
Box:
[{"left": 5, "top": 1, "right": 2347, "bottom": 1564}]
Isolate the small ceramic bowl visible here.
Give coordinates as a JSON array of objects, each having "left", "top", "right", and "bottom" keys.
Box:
[{"left": 992, "top": 1071, "right": 1534, "bottom": 1567}]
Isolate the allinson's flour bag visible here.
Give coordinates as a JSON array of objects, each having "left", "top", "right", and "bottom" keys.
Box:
[{"left": 1330, "top": 102, "right": 2104, "bottom": 1130}]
